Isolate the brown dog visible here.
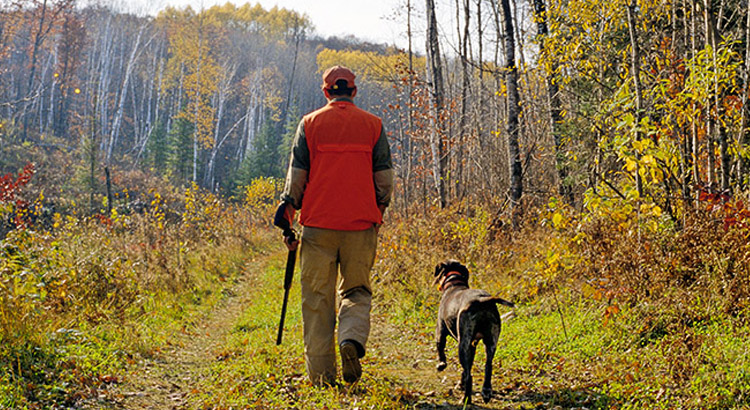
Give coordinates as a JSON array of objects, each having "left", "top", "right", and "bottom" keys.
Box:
[{"left": 433, "top": 259, "right": 514, "bottom": 404}]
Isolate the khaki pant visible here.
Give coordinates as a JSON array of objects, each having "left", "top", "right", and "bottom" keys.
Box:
[{"left": 299, "top": 226, "right": 377, "bottom": 385}]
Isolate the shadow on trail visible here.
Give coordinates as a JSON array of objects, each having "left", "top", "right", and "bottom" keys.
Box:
[
  {"left": 412, "top": 401, "right": 493, "bottom": 410},
  {"left": 408, "top": 384, "right": 610, "bottom": 410},
  {"left": 498, "top": 384, "right": 610, "bottom": 409}
]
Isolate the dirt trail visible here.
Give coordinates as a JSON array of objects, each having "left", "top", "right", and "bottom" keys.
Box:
[
  {"left": 82, "top": 251, "right": 524, "bottom": 410},
  {"left": 84, "top": 261, "right": 265, "bottom": 410},
  {"left": 366, "top": 310, "right": 512, "bottom": 410}
]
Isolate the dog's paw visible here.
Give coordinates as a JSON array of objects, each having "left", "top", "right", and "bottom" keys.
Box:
[{"left": 436, "top": 361, "right": 447, "bottom": 372}]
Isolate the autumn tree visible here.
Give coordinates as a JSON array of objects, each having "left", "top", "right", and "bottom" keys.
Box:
[
  {"left": 499, "top": 0, "right": 522, "bottom": 226},
  {"left": 16, "top": 0, "right": 74, "bottom": 140},
  {"left": 425, "top": 0, "right": 448, "bottom": 208},
  {"left": 534, "top": 0, "right": 573, "bottom": 205},
  {"left": 53, "top": 11, "right": 85, "bottom": 137}
]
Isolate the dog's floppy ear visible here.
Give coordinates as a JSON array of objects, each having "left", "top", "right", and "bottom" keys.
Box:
[
  {"left": 435, "top": 259, "right": 463, "bottom": 277},
  {"left": 433, "top": 261, "right": 450, "bottom": 284},
  {"left": 434, "top": 262, "right": 446, "bottom": 279}
]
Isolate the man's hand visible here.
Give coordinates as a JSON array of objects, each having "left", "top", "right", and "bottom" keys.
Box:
[
  {"left": 274, "top": 201, "right": 299, "bottom": 250},
  {"left": 284, "top": 235, "right": 299, "bottom": 251},
  {"left": 375, "top": 203, "right": 387, "bottom": 234}
]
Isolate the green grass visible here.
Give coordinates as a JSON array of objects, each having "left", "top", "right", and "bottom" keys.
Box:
[
  {"left": 0, "top": 212, "right": 272, "bottom": 408},
  {"left": 190, "top": 254, "right": 306, "bottom": 408}
]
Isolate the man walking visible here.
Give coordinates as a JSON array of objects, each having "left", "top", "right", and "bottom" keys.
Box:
[{"left": 276, "top": 66, "right": 393, "bottom": 386}]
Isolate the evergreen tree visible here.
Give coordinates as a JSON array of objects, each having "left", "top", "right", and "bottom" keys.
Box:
[
  {"left": 230, "top": 154, "right": 254, "bottom": 198},
  {"left": 247, "top": 117, "right": 283, "bottom": 179},
  {"left": 279, "top": 102, "right": 300, "bottom": 164},
  {"left": 167, "top": 117, "right": 195, "bottom": 182},
  {"left": 144, "top": 119, "right": 168, "bottom": 172},
  {"left": 227, "top": 110, "right": 290, "bottom": 197}
]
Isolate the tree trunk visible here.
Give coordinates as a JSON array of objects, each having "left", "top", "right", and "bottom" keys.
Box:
[
  {"left": 107, "top": 26, "right": 144, "bottom": 163},
  {"left": 405, "top": 0, "right": 414, "bottom": 209},
  {"left": 456, "top": 0, "right": 470, "bottom": 200},
  {"left": 534, "top": 0, "right": 574, "bottom": 205},
  {"left": 22, "top": 0, "right": 49, "bottom": 141},
  {"left": 281, "top": 16, "right": 303, "bottom": 130},
  {"left": 97, "top": 17, "right": 114, "bottom": 150},
  {"left": 691, "top": 0, "right": 701, "bottom": 202},
  {"left": 626, "top": 0, "right": 644, "bottom": 198},
  {"left": 135, "top": 44, "right": 164, "bottom": 167},
  {"left": 475, "top": 0, "right": 487, "bottom": 159},
  {"left": 241, "top": 70, "right": 261, "bottom": 163},
  {"left": 500, "top": 0, "right": 522, "bottom": 227},
  {"left": 54, "top": 12, "right": 83, "bottom": 139},
  {"left": 739, "top": 0, "right": 750, "bottom": 188},
  {"left": 679, "top": 0, "right": 694, "bottom": 208},
  {"left": 704, "top": 0, "right": 717, "bottom": 187},
  {"left": 426, "top": 0, "right": 447, "bottom": 208},
  {"left": 704, "top": 0, "right": 731, "bottom": 192},
  {"left": 89, "top": 92, "right": 99, "bottom": 213},
  {"left": 204, "top": 65, "right": 235, "bottom": 187},
  {"left": 489, "top": 0, "right": 504, "bottom": 193},
  {"left": 193, "top": 13, "right": 203, "bottom": 184},
  {"left": 206, "top": 113, "right": 245, "bottom": 191}
]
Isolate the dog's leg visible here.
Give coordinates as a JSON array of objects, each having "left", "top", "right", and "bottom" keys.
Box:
[
  {"left": 481, "top": 325, "right": 500, "bottom": 403},
  {"left": 457, "top": 312, "right": 476, "bottom": 404},
  {"left": 435, "top": 320, "right": 448, "bottom": 371}
]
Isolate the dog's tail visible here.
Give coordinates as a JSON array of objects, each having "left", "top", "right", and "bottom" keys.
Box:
[
  {"left": 477, "top": 295, "right": 515, "bottom": 308},
  {"left": 500, "top": 311, "right": 516, "bottom": 322}
]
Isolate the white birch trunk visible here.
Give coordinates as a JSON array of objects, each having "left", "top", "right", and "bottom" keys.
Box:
[{"left": 107, "top": 25, "right": 144, "bottom": 163}]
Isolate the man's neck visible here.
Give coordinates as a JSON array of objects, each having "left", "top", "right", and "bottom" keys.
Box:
[{"left": 328, "top": 96, "right": 354, "bottom": 103}]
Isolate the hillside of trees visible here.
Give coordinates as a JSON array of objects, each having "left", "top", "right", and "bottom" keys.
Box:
[
  {"left": 0, "top": 1, "right": 404, "bottom": 194},
  {"left": 3, "top": 0, "right": 750, "bottom": 408},
  {"left": 3, "top": 0, "right": 750, "bottom": 220}
]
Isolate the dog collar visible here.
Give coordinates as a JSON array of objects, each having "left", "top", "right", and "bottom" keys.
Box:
[{"left": 439, "top": 271, "right": 468, "bottom": 291}]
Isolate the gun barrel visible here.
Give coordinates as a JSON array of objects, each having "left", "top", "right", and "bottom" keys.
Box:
[
  {"left": 276, "top": 288, "right": 290, "bottom": 345},
  {"left": 277, "top": 246, "right": 297, "bottom": 345}
]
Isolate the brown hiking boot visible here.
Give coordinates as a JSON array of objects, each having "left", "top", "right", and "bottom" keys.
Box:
[{"left": 340, "top": 341, "right": 362, "bottom": 383}]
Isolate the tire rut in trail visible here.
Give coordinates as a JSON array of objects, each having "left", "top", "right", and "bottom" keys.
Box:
[{"left": 84, "top": 255, "right": 274, "bottom": 410}]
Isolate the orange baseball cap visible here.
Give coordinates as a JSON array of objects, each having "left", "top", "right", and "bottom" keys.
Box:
[{"left": 322, "top": 65, "right": 356, "bottom": 90}]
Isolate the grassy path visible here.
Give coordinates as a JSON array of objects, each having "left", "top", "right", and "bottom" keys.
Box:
[
  {"left": 81, "top": 250, "right": 282, "bottom": 410},
  {"left": 83, "top": 247, "right": 606, "bottom": 410}
]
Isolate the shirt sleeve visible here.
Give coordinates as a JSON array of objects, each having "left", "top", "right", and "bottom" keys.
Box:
[
  {"left": 372, "top": 125, "right": 394, "bottom": 207},
  {"left": 281, "top": 120, "right": 309, "bottom": 209}
]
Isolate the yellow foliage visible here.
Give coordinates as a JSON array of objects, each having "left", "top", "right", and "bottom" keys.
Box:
[
  {"left": 242, "top": 177, "right": 284, "bottom": 219},
  {"left": 624, "top": 157, "right": 637, "bottom": 173},
  {"left": 183, "top": 182, "right": 223, "bottom": 237},
  {"left": 158, "top": 6, "right": 225, "bottom": 149},
  {"left": 259, "top": 66, "right": 284, "bottom": 121},
  {"left": 552, "top": 212, "right": 564, "bottom": 229},
  {"left": 148, "top": 190, "right": 166, "bottom": 230},
  {"left": 202, "top": 2, "right": 312, "bottom": 43},
  {"left": 316, "top": 48, "right": 426, "bottom": 84}
]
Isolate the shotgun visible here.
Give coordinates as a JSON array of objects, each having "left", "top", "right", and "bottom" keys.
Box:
[{"left": 274, "top": 203, "right": 297, "bottom": 345}]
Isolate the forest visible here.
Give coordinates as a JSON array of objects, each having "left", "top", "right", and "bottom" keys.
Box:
[{"left": 2, "top": 0, "right": 750, "bottom": 408}]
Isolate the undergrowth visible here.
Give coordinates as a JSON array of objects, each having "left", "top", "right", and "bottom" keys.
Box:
[
  {"left": 0, "top": 160, "right": 278, "bottom": 408},
  {"left": 372, "top": 193, "right": 750, "bottom": 409}
]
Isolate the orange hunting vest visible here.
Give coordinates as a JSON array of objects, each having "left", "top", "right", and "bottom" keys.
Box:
[{"left": 300, "top": 99, "right": 383, "bottom": 231}]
